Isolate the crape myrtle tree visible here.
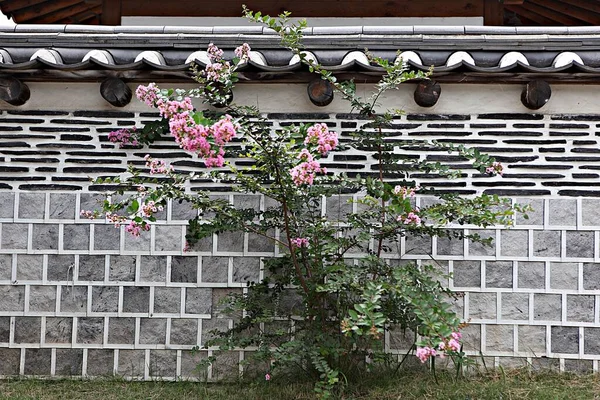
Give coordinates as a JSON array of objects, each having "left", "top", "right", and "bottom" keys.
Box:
[{"left": 83, "top": 9, "right": 528, "bottom": 398}]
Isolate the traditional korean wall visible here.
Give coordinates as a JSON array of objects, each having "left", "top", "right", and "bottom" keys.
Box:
[{"left": 1, "top": 82, "right": 600, "bottom": 378}]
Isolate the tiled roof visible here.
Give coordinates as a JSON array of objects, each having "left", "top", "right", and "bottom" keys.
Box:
[{"left": 1, "top": 25, "right": 600, "bottom": 77}]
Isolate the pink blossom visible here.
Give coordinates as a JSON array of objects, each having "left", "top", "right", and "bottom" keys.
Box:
[
  {"left": 265, "top": 373, "right": 271, "bottom": 381},
  {"left": 144, "top": 155, "right": 173, "bottom": 175},
  {"left": 416, "top": 346, "right": 436, "bottom": 363},
  {"left": 108, "top": 128, "right": 139, "bottom": 147},
  {"left": 157, "top": 97, "right": 194, "bottom": 120},
  {"left": 485, "top": 161, "right": 504, "bottom": 176},
  {"left": 80, "top": 210, "right": 97, "bottom": 220},
  {"left": 304, "top": 123, "right": 338, "bottom": 156},
  {"left": 234, "top": 43, "right": 251, "bottom": 60},
  {"left": 298, "top": 149, "right": 313, "bottom": 161},
  {"left": 135, "top": 83, "right": 160, "bottom": 107},
  {"left": 142, "top": 201, "right": 162, "bottom": 217},
  {"left": 207, "top": 43, "right": 224, "bottom": 62},
  {"left": 397, "top": 211, "right": 421, "bottom": 225},
  {"left": 448, "top": 338, "right": 461, "bottom": 352},
  {"left": 125, "top": 220, "right": 150, "bottom": 237},
  {"left": 105, "top": 212, "right": 127, "bottom": 227},
  {"left": 451, "top": 331, "right": 462, "bottom": 340},
  {"left": 290, "top": 160, "right": 326, "bottom": 186},
  {"left": 393, "top": 185, "right": 419, "bottom": 199},
  {"left": 291, "top": 237, "right": 309, "bottom": 248},
  {"left": 211, "top": 115, "right": 238, "bottom": 145}
]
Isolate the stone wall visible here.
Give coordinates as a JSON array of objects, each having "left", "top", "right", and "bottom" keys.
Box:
[{"left": 2, "top": 84, "right": 600, "bottom": 377}]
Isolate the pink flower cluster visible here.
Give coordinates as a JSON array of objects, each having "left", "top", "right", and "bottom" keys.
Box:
[
  {"left": 291, "top": 237, "right": 309, "bottom": 248},
  {"left": 125, "top": 220, "right": 150, "bottom": 237},
  {"left": 397, "top": 211, "right": 422, "bottom": 225},
  {"left": 157, "top": 97, "right": 194, "bottom": 120},
  {"left": 204, "top": 62, "right": 229, "bottom": 82},
  {"left": 142, "top": 200, "right": 163, "bottom": 217},
  {"left": 207, "top": 42, "right": 224, "bottom": 62},
  {"left": 416, "top": 332, "right": 463, "bottom": 363},
  {"left": 105, "top": 212, "right": 127, "bottom": 227},
  {"left": 135, "top": 82, "right": 160, "bottom": 107},
  {"left": 393, "top": 185, "right": 419, "bottom": 199},
  {"left": 234, "top": 43, "right": 251, "bottom": 60},
  {"left": 144, "top": 155, "right": 173, "bottom": 175},
  {"left": 304, "top": 123, "right": 338, "bottom": 156},
  {"left": 486, "top": 161, "right": 504, "bottom": 176},
  {"left": 290, "top": 151, "right": 327, "bottom": 186},
  {"left": 79, "top": 210, "right": 98, "bottom": 220},
  {"left": 108, "top": 128, "right": 139, "bottom": 147}
]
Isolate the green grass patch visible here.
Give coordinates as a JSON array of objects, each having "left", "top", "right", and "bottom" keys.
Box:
[{"left": 1, "top": 369, "right": 600, "bottom": 399}]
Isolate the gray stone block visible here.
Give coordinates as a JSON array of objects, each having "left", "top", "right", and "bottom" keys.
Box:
[
  {"left": 551, "top": 326, "right": 579, "bottom": 354},
  {"left": 452, "top": 260, "right": 481, "bottom": 288},
  {"left": 201, "top": 256, "right": 228, "bottom": 283},
  {"left": 93, "top": 224, "right": 120, "bottom": 251},
  {"left": 140, "top": 318, "right": 166, "bottom": 344},
  {"left": 232, "top": 257, "right": 260, "bottom": 284},
  {"left": 108, "top": 317, "right": 135, "bottom": 344},
  {"left": 78, "top": 255, "right": 105, "bottom": 281},
  {"left": 564, "top": 359, "right": 593, "bottom": 373},
  {"left": 437, "top": 230, "right": 464, "bottom": 256},
  {"left": 149, "top": 350, "right": 177, "bottom": 378},
  {"left": 171, "top": 256, "right": 198, "bottom": 283},
  {"left": 155, "top": 225, "right": 183, "bottom": 252},
  {"left": 515, "top": 198, "right": 543, "bottom": 226},
  {"left": 583, "top": 263, "right": 600, "bottom": 290},
  {"left": 0, "top": 317, "right": 9, "bottom": 342},
  {"left": 91, "top": 286, "right": 117, "bottom": 312},
  {"left": 124, "top": 227, "right": 150, "bottom": 252},
  {"left": 534, "top": 294, "right": 562, "bottom": 321},
  {"left": 49, "top": 193, "right": 76, "bottom": 219},
  {"left": 567, "top": 295, "right": 594, "bottom": 323},
  {"left": 469, "top": 292, "right": 496, "bottom": 319},
  {"left": 86, "top": 349, "right": 114, "bottom": 376},
  {"left": 217, "top": 231, "right": 244, "bottom": 253},
  {"left": 584, "top": 327, "right": 600, "bottom": 355},
  {"left": 77, "top": 317, "right": 104, "bottom": 344},
  {"left": 79, "top": 193, "right": 104, "bottom": 214},
  {"left": 63, "top": 224, "right": 90, "bottom": 250},
  {"left": 180, "top": 350, "right": 209, "bottom": 380},
  {"left": 140, "top": 255, "right": 166, "bottom": 282},
  {"left": 1, "top": 223, "right": 28, "bottom": 249},
  {"left": 47, "top": 255, "right": 75, "bottom": 281},
  {"left": 518, "top": 325, "right": 546, "bottom": 354},
  {"left": 486, "top": 324, "right": 514, "bottom": 352},
  {"left": 0, "top": 193, "right": 14, "bottom": 218},
  {"left": 171, "top": 200, "right": 197, "bottom": 221},
  {"left": 247, "top": 231, "right": 275, "bottom": 253},
  {"left": 565, "top": 231, "right": 594, "bottom": 258},
  {"left": 548, "top": 199, "right": 576, "bottom": 226},
  {"left": 109, "top": 255, "right": 136, "bottom": 282},
  {"left": 32, "top": 224, "right": 58, "bottom": 250},
  {"left": 501, "top": 293, "right": 529, "bottom": 320},
  {"left": 17, "top": 254, "right": 43, "bottom": 281},
  {"left": 486, "top": 261, "right": 513, "bottom": 288},
  {"left": 501, "top": 230, "right": 529, "bottom": 257},
  {"left": 582, "top": 199, "right": 600, "bottom": 226},
  {"left": 186, "top": 235, "right": 213, "bottom": 252},
  {"left": 185, "top": 288, "right": 212, "bottom": 315},
  {"left": 0, "top": 285, "right": 24, "bottom": 311},
  {"left": 45, "top": 317, "right": 72, "bottom": 344},
  {"left": 61, "top": 285, "right": 87, "bottom": 312},
  {"left": 118, "top": 350, "right": 146, "bottom": 378},
  {"left": 388, "top": 327, "right": 415, "bottom": 350},
  {"left": 14, "top": 316, "right": 41, "bottom": 343},
  {"left": 533, "top": 231, "right": 561, "bottom": 257},
  {"left": 517, "top": 261, "right": 545, "bottom": 289},
  {"left": 24, "top": 348, "right": 51, "bottom": 375},
  {"left": 211, "top": 350, "right": 240, "bottom": 381},
  {"left": 468, "top": 230, "right": 496, "bottom": 256},
  {"left": 0, "top": 348, "right": 21, "bottom": 375},
  {"left": 201, "top": 318, "right": 229, "bottom": 346},
  {"left": 18, "top": 193, "right": 45, "bottom": 219},
  {"left": 55, "top": 349, "right": 83, "bottom": 376},
  {"left": 29, "top": 285, "right": 56, "bottom": 312},
  {"left": 170, "top": 318, "right": 198, "bottom": 345},
  {"left": 123, "top": 286, "right": 150, "bottom": 313},
  {"left": 551, "top": 262, "right": 578, "bottom": 290},
  {"left": 0, "top": 254, "right": 11, "bottom": 280},
  {"left": 405, "top": 234, "right": 432, "bottom": 256},
  {"left": 325, "top": 195, "right": 353, "bottom": 221},
  {"left": 153, "top": 287, "right": 181, "bottom": 314},
  {"left": 233, "top": 194, "right": 261, "bottom": 212}
]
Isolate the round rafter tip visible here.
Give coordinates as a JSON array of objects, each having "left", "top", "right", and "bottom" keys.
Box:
[
  {"left": 100, "top": 77, "right": 133, "bottom": 107},
  {"left": 0, "top": 76, "right": 30, "bottom": 106},
  {"left": 307, "top": 79, "right": 334, "bottom": 107},
  {"left": 414, "top": 80, "right": 441, "bottom": 108}
]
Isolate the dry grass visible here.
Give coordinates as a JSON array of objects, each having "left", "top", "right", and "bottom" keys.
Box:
[{"left": 1, "top": 368, "right": 600, "bottom": 399}]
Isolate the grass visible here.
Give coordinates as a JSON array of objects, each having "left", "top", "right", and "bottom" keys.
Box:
[{"left": 1, "top": 368, "right": 600, "bottom": 399}]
